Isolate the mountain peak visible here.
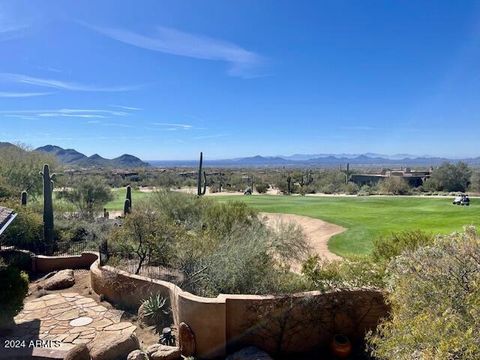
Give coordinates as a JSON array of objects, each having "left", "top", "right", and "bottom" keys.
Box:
[{"left": 35, "top": 145, "right": 149, "bottom": 168}]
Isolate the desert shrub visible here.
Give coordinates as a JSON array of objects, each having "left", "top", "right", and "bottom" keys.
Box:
[
  {"left": 209, "top": 183, "right": 221, "bottom": 193},
  {"left": 201, "top": 201, "right": 258, "bottom": 239},
  {"left": 149, "top": 189, "right": 208, "bottom": 230},
  {"left": 109, "top": 190, "right": 311, "bottom": 296},
  {"left": 343, "top": 182, "right": 359, "bottom": 195},
  {"left": 0, "top": 202, "right": 43, "bottom": 252},
  {"left": 469, "top": 170, "right": 480, "bottom": 193},
  {"left": 54, "top": 219, "right": 115, "bottom": 254},
  {"left": 109, "top": 202, "right": 181, "bottom": 274},
  {"left": 275, "top": 180, "right": 289, "bottom": 194},
  {"left": 313, "top": 170, "right": 347, "bottom": 194},
  {"left": 427, "top": 161, "right": 472, "bottom": 192},
  {"left": 357, "top": 184, "right": 373, "bottom": 196},
  {"left": 302, "top": 255, "right": 385, "bottom": 291},
  {"left": 267, "top": 221, "right": 310, "bottom": 267},
  {"left": 57, "top": 176, "right": 113, "bottom": 219},
  {"left": 0, "top": 176, "right": 15, "bottom": 199},
  {"left": 368, "top": 227, "right": 480, "bottom": 359},
  {"left": 0, "top": 249, "right": 32, "bottom": 271},
  {"left": 0, "top": 260, "right": 29, "bottom": 327},
  {"left": 377, "top": 177, "right": 411, "bottom": 195},
  {"left": 371, "top": 230, "right": 435, "bottom": 264},
  {"left": 0, "top": 145, "right": 57, "bottom": 198},
  {"left": 255, "top": 183, "right": 269, "bottom": 194},
  {"left": 184, "top": 223, "right": 309, "bottom": 296},
  {"left": 302, "top": 230, "right": 437, "bottom": 292}
]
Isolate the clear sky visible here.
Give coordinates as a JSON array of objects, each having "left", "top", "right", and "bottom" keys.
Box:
[{"left": 1, "top": 0, "right": 480, "bottom": 160}]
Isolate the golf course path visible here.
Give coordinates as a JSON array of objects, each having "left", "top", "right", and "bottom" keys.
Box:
[{"left": 261, "top": 212, "right": 345, "bottom": 266}]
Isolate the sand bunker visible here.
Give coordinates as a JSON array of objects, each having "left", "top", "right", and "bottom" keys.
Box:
[{"left": 262, "top": 212, "right": 345, "bottom": 272}]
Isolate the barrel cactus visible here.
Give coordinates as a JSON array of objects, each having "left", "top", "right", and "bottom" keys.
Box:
[{"left": 21, "top": 191, "right": 27, "bottom": 206}]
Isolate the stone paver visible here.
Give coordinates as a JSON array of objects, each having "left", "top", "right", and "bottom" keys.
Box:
[{"left": 0, "top": 293, "right": 136, "bottom": 355}]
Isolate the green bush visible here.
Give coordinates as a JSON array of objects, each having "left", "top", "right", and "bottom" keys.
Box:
[
  {"left": 1, "top": 202, "right": 43, "bottom": 252},
  {"left": 427, "top": 161, "right": 472, "bottom": 192},
  {"left": 109, "top": 202, "right": 180, "bottom": 274},
  {"left": 186, "top": 223, "right": 309, "bottom": 296},
  {"left": 368, "top": 227, "right": 480, "bottom": 359},
  {"left": 302, "top": 230, "right": 437, "bottom": 292},
  {"left": 371, "top": 230, "right": 435, "bottom": 264},
  {"left": 54, "top": 219, "right": 115, "bottom": 253},
  {"left": 357, "top": 184, "right": 374, "bottom": 196},
  {"left": 57, "top": 176, "right": 113, "bottom": 219},
  {"left": 470, "top": 171, "right": 480, "bottom": 193},
  {"left": 377, "top": 177, "right": 411, "bottom": 195},
  {"left": 0, "top": 145, "right": 57, "bottom": 198},
  {"left": 302, "top": 255, "right": 385, "bottom": 291},
  {"left": 0, "top": 249, "right": 32, "bottom": 271},
  {"left": 255, "top": 183, "right": 269, "bottom": 194},
  {"left": 343, "top": 182, "right": 359, "bottom": 195},
  {"left": 202, "top": 201, "right": 257, "bottom": 239},
  {"left": 0, "top": 260, "right": 29, "bottom": 327}
]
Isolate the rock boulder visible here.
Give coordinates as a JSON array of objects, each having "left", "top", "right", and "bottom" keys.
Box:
[
  {"left": 127, "top": 349, "right": 149, "bottom": 360},
  {"left": 43, "top": 269, "right": 75, "bottom": 290},
  {"left": 147, "top": 344, "right": 181, "bottom": 360},
  {"left": 179, "top": 322, "right": 195, "bottom": 356},
  {"left": 89, "top": 333, "right": 139, "bottom": 360}
]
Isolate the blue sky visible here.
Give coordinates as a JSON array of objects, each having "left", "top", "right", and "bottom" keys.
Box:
[{"left": 1, "top": 1, "right": 480, "bottom": 160}]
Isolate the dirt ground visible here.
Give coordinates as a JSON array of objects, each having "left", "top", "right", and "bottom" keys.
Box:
[{"left": 261, "top": 212, "right": 345, "bottom": 271}]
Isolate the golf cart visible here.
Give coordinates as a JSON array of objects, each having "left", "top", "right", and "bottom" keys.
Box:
[{"left": 452, "top": 194, "right": 470, "bottom": 206}]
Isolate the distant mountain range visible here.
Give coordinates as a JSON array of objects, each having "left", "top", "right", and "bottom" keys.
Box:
[
  {"left": 150, "top": 153, "right": 480, "bottom": 168},
  {"left": 0, "top": 142, "right": 148, "bottom": 168},
  {"left": 2, "top": 141, "right": 479, "bottom": 168}
]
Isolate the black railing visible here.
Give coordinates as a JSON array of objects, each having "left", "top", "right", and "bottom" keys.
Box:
[{"left": 42, "top": 240, "right": 99, "bottom": 257}]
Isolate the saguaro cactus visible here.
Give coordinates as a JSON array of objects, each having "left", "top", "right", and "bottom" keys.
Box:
[
  {"left": 126, "top": 185, "right": 132, "bottom": 209},
  {"left": 21, "top": 191, "right": 27, "bottom": 206},
  {"left": 345, "top": 163, "right": 350, "bottom": 184},
  {"left": 124, "top": 199, "right": 131, "bottom": 216},
  {"left": 40, "top": 164, "right": 55, "bottom": 254},
  {"left": 287, "top": 176, "right": 292, "bottom": 194},
  {"left": 197, "top": 152, "right": 207, "bottom": 196}
]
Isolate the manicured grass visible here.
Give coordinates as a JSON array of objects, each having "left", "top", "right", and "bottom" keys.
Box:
[
  {"left": 104, "top": 190, "right": 480, "bottom": 257},
  {"left": 214, "top": 195, "right": 480, "bottom": 257},
  {"left": 104, "top": 188, "right": 153, "bottom": 211}
]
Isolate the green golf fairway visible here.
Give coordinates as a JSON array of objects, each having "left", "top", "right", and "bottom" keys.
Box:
[
  {"left": 214, "top": 195, "right": 480, "bottom": 257},
  {"left": 104, "top": 188, "right": 153, "bottom": 211}
]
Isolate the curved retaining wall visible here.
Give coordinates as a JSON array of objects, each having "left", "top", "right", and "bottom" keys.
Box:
[
  {"left": 33, "top": 252, "right": 98, "bottom": 273},
  {"left": 0, "top": 247, "right": 99, "bottom": 273},
  {"left": 90, "top": 260, "right": 389, "bottom": 359}
]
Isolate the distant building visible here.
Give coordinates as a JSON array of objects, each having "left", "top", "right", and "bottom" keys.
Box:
[{"left": 351, "top": 168, "right": 431, "bottom": 187}]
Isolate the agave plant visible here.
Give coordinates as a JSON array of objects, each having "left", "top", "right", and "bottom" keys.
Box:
[{"left": 141, "top": 294, "right": 169, "bottom": 324}]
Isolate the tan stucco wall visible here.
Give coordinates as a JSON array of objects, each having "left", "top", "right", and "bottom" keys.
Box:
[
  {"left": 224, "top": 290, "right": 388, "bottom": 355},
  {"left": 32, "top": 252, "right": 98, "bottom": 273},
  {"left": 177, "top": 292, "right": 226, "bottom": 358},
  {"left": 89, "top": 260, "right": 389, "bottom": 359}
]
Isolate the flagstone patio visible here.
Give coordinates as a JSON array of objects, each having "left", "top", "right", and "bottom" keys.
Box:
[{"left": 0, "top": 292, "right": 136, "bottom": 359}]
